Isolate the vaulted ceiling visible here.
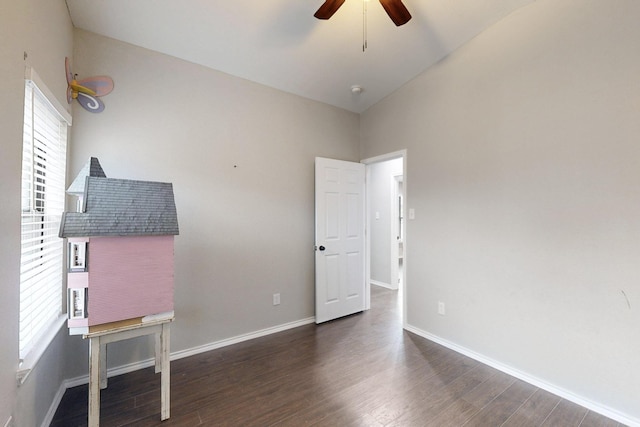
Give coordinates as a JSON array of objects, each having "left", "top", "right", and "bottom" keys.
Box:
[{"left": 65, "top": 0, "right": 536, "bottom": 113}]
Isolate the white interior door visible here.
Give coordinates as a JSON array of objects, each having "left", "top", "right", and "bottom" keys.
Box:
[{"left": 315, "top": 157, "right": 365, "bottom": 324}]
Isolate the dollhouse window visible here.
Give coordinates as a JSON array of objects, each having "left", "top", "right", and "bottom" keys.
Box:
[
  {"left": 68, "top": 288, "right": 88, "bottom": 320},
  {"left": 69, "top": 242, "right": 88, "bottom": 272}
]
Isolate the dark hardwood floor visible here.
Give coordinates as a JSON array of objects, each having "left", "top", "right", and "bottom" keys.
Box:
[{"left": 52, "top": 286, "right": 624, "bottom": 426}]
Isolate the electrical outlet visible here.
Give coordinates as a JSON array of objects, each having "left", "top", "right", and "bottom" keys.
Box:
[
  {"left": 273, "top": 293, "right": 281, "bottom": 306},
  {"left": 438, "top": 301, "right": 446, "bottom": 316}
]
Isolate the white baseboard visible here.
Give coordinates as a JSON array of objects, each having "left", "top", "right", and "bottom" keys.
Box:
[
  {"left": 370, "top": 280, "right": 397, "bottom": 290},
  {"left": 171, "top": 317, "right": 315, "bottom": 361},
  {"left": 403, "top": 324, "right": 639, "bottom": 427},
  {"left": 40, "top": 382, "right": 66, "bottom": 427}
]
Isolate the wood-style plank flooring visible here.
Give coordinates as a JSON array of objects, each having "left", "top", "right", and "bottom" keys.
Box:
[{"left": 52, "top": 286, "right": 625, "bottom": 426}]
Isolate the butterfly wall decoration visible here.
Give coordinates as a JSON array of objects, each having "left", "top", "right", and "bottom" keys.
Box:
[{"left": 65, "top": 57, "right": 114, "bottom": 113}]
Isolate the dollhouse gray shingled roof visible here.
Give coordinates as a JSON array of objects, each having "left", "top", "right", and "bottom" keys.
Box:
[
  {"left": 66, "top": 157, "right": 106, "bottom": 196},
  {"left": 59, "top": 159, "right": 179, "bottom": 238}
]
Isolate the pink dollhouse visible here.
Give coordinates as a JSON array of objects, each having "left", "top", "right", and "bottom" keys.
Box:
[{"left": 59, "top": 158, "right": 179, "bottom": 334}]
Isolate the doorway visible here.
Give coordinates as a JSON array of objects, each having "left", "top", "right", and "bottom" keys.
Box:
[{"left": 362, "top": 150, "right": 406, "bottom": 325}]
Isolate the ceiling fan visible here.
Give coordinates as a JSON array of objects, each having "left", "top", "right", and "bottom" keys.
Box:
[{"left": 314, "top": 0, "right": 412, "bottom": 26}]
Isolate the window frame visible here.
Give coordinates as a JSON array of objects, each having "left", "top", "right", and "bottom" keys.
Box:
[{"left": 18, "top": 67, "right": 72, "bottom": 383}]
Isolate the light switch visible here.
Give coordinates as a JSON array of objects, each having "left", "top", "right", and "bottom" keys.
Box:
[
  {"left": 409, "top": 208, "right": 415, "bottom": 220},
  {"left": 375, "top": 211, "right": 380, "bottom": 220}
]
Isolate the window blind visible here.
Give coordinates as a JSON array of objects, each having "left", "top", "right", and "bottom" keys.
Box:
[{"left": 19, "top": 75, "right": 70, "bottom": 361}]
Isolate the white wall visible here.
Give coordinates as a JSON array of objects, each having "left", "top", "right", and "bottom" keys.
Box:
[
  {"left": 369, "top": 158, "right": 403, "bottom": 288},
  {"left": 361, "top": 0, "right": 640, "bottom": 422},
  {"left": 0, "top": 1, "right": 73, "bottom": 426},
  {"left": 66, "top": 29, "right": 360, "bottom": 371}
]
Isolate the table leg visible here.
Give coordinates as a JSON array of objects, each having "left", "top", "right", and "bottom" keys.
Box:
[
  {"left": 89, "top": 337, "right": 101, "bottom": 427},
  {"left": 160, "top": 322, "right": 170, "bottom": 420},
  {"left": 100, "top": 343, "right": 107, "bottom": 389},
  {"left": 154, "top": 332, "right": 161, "bottom": 374}
]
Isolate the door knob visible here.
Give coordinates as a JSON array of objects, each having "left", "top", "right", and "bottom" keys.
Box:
[{"left": 318, "top": 245, "right": 326, "bottom": 251}]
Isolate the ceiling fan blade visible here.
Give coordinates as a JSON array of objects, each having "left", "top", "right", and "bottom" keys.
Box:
[
  {"left": 379, "top": 0, "right": 412, "bottom": 26},
  {"left": 314, "top": 0, "right": 346, "bottom": 20}
]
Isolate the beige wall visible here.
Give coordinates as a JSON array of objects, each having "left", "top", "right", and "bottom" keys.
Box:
[
  {"left": 0, "top": 0, "right": 73, "bottom": 425},
  {"left": 361, "top": 0, "right": 640, "bottom": 421},
  {"left": 67, "top": 29, "right": 360, "bottom": 370}
]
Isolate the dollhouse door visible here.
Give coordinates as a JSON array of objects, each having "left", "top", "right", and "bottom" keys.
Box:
[{"left": 314, "top": 157, "right": 365, "bottom": 323}]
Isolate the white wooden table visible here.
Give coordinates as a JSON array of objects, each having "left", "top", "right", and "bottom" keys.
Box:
[{"left": 83, "top": 316, "right": 173, "bottom": 427}]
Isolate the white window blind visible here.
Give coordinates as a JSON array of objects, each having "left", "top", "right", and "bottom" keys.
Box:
[{"left": 19, "top": 71, "right": 70, "bottom": 362}]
